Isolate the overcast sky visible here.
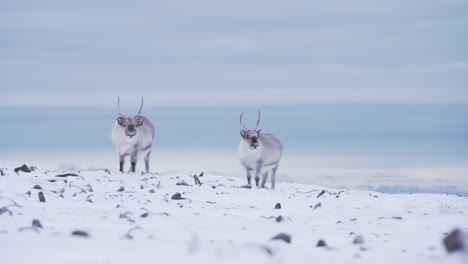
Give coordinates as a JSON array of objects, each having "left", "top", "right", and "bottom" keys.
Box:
[{"left": 1, "top": 0, "right": 467, "bottom": 107}]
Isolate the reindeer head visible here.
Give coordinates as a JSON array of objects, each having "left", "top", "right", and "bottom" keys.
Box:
[
  {"left": 240, "top": 110, "right": 262, "bottom": 149},
  {"left": 116, "top": 97, "right": 145, "bottom": 139}
]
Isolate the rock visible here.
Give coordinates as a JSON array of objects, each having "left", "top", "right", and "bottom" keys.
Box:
[
  {"left": 275, "top": 215, "right": 285, "bottom": 223},
  {"left": 392, "top": 216, "right": 403, "bottom": 220},
  {"left": 240, "top": 184, "right": 252, "bottom": 189},
  {"left": 274, "top": 203, "right": 281, "bottom": 209},
  {"left": 32, "top": 185, "right": 42, "bottom": 190},
  {"left": 0, "top": 207, "right": 13, "bottom": 216},
  {"left": 317, "top": 190, "right": 326, "bottom": 198},
  {"left": 38, "top": 192, "right": 46, "bottom": 202},
  {"left": 171, "top": 193, "right": 184, "bottom": 200},
  {"left": 316, "top": 239, "right": 327, "bottom": 247},
  {"left": 0, "top": 169, "right": 4, "bottom": 176},
  {"left": 32, "top": 219, "right": 43, "bottom": 229},
  {"left": 444, "top": 229, "right": 466, "bottom": 253},
  {"left": 117, "top": 186, "right": 125, "bottom": 192},
  {"left": 313, "top": 202, "right": 322, "bottom": 210},
  {"left": 271, "top": 233, "right": 291, "bottom": 244},
  {"left": 353, "top": 235, "right": 364, "bottom": 244},
  {"left": 55, "top": 173, "right": 78, "bottom": 177},
  {"left": 71, "top": 230, "right": 90, "bottom": 237},
  {"left": 198, "top": 172, "right": 204, "bottom": 177},
  {"left": 148, "top": 189, "right": 155, "bottom": 193},
  {"left": 140, "top": 212, "right": 149, "bottom": 218},
  {"left": 14, "top": 164, "right": 31, "bottom": 173},
  {"left": 176, "top": 180, "right": 189, "bottom": 186}
]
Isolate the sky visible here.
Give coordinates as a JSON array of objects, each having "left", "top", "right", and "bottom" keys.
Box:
[{"left": 0, "top": 0, "right": 467, "bottom": 194}]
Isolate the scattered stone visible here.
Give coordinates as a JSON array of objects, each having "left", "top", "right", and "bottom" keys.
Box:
[
  {"left": 353, "top": 235, "right": 364, "bottom": 244},
  {"left": 0, "top": 207, "right": 13, "bottom": 216},
  {"left": 84, "top": 184, "right": 93, "bottom": 192},
  {"left": 171, "top": 193, "right": 184, "bottom": 200},
  {"left": 140, "top": 212, "right": 149, "bottom": 218},
  {"left": 176, "top": 180, "right": 189, "bottom": 186},
  {"left": 271, "top": 233, "right": 291, "bottom": 244},
  {"left": 71, "top": 230, "right": 90, "bottom": 237},
  {"left": 55, "top": 173, "right": 78, "bottom": 177},
  {"left": 148, "top": 189, "right": 155, "bottom": 193},
  {"left": 313, "top": 202, "right": 322, "bottom": 210},
  {"left": 32, "top": 185, "right": 42, "bottom": 190},
  {"left": 317, "top": 190, "right": 326, "bottom": 198},
  {"left": 32, "top": 219, "right": 43, "bottom": 229},
  {"left": 392, "top": 216, "right": 403, "bottom": 220},
  {"left": 38, "top": 192, "right": 46, "bottom": 202},
  {"left": 117, "top": 186, "right": 125, "bottom": 192},
  {"left": 274, "top": 203, "right": 281, "bottom": 209},
  {"left": 240, "top": 184, "right": 252, "bottom": 189},
  {"left": 316, "top": 239, "right": 327, "bottom": 247},
  {"left": 275, "top": 215, "right": 285, "bottom": 223},
  {"left": 14, "top": 164, "right": 31, "bottom": 173},
  {"left": 350, "top": 218, "right": 357, "bottom": 222},
  {"left": 25, "top": 191, "right": 31, "bottom": 197},
  {"left": 0, "top": 169, "right": 4, "bottom": 176},
  {"left": 194, "top": 175, "right": 202, "bottom": 186},
  {"left": 444, "top": 229, "right": 466, "bottom": 253},
  {"left": 198, "top": 172, "right": 204, "bottom": 177}
]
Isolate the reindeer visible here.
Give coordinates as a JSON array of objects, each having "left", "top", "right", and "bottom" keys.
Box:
[
  {"left": 111, "top": 97, "right": 155, "bottom": 173},
  {"left": 238, "top": 110, "right": 283, "bottom": 189}
]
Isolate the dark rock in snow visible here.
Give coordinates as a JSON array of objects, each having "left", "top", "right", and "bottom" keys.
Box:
[
  {"left": 444, "top": 229, "right": 466, "bottom": 253},
  {"left": 148, "top": 189, "right": 155, "bottom": 193},
  {"left": 317, "top": 190, "right": 326, "bottom": 198},
  {"left": 313, "top": 202, "right": 322, "bottom": 210},
  {"left": 117, "top": 186, "right": 125, "bottom": 192},
  {"left": 240, "top": 184, "right": 252, "bottom": 189},
  {"left": 171, "top": 193, "right": 184, "bottom": 200},
  {"left": 274, "top": 203, "right": 281, "bottom": 209},
  {"left": 32, "top": 185, "right": 42, "bottom": 190},
  {"left": 38, "top": 192, "right": 46, "bottom": 202},
  {"left": 316, "top": 239, "right": 327, "bottom": 247},
  {"left": 353, "top": 235, "right": 364, "bottom": 244},
  {"left": 0, "top": 169, "right": 4, "bottom": 176},
  {"left": 14, "top": 164, "right": 31, "bottom": 173},
  {"left": 55, "top": 173, "right": 79, "bottom": 177},
  {"left": 32, "top": 219, "right": 43, "bottom": 229},
  {"left": 72, "top": 230, "right": 90, "bottom": 237},
  {"left": 275, "top": 215, "right": 285, "bottom": 223},
  {"left": 0, "top": 207, "right": 13, "bottom": 216},
  {"left": 198, "top": 172, "right": 204, "bottom": 177},
  {"left": 140, "top": 212, "right": 149, "bottom": 218},
  {"left": 392, "top": 216, "right": 403, "bottom": 220},
  {"left": 176, "top": 180, "right": 189, "bottom": 186},
  {"left": 271, "top": 233, "right": 291, "bottom": 244}
]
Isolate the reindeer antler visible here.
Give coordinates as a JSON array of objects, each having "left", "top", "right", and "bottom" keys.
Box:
[
  {"left": 117, "top": 97, "right": 128, "bottom": 118},
  {"left": 239, "top": 112, "right": 248, "bottom": 130},
  {"left": 254, "top": 109, "right": 261, "bottom": 130},
  {"left": 136, "top": 97, "right": 144, "bottom": 115}
]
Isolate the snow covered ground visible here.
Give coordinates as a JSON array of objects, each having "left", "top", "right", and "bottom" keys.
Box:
[{"left": 0, "top": 163, "right": 467, "bottom": 264}]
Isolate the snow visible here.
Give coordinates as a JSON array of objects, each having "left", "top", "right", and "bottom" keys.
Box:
[{"left": 0, "top": 163, "right": 467, "bottom": 264}]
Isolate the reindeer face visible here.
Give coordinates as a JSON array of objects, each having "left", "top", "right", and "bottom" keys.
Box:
[
  {"left": 117, "top": 116, "right": 144, "bottom": 138},
  {"left": 240, "top": 130, "right": 262, "bottom": 149}
]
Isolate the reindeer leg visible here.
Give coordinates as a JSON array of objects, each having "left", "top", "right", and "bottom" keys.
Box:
[
  {"left": 261, "top": 171, "right": 269, "bottom": 188},
  {"left": 246, "top": 169, "right": 253, "bottom": 185},
  {"left": 271, "top": 165, "right": 279, "bottom": 189},
  {"left": 144, "top": 150, "right": 151, "bottom": 173},
  {"left": 130, "top": 152, "right": 138, "bottom": 173},
  {"left": 255, "top": 166, "right": 261, "bottom": 187},
  {"left": 119, "top": 155, "right": 125, "bottom": 173}
]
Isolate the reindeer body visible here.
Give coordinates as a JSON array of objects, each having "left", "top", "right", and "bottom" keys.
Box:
[
  {"left": 111, "top": 98, "right": 155, "bottom": 173},
  {"left": 238, "top": 111, "right": 283, "bottom": 189}
]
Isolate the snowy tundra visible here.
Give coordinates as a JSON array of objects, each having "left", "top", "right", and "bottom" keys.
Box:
[{"left": 0, "top": 163, "right": 467, "bottom": 264}]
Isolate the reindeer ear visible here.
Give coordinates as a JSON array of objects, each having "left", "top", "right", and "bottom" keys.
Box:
[
  {"left": 136, "top": 117, "right": 144, "bottom": 126},
  {"left": 117, "top": 117, "right": 125, "bottom": 126},
  {"left": 240, "top": 130, "right": 247, "bottom": 139}
]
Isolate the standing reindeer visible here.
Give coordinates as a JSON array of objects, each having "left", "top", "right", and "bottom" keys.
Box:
[
  {"left": 238, "top": 110, "right": 283, "bottom": 189},
  {"left": 111, "top": 97, "right": 155, "bottom": 173}
]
